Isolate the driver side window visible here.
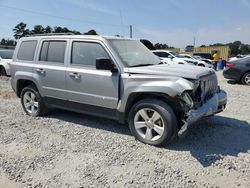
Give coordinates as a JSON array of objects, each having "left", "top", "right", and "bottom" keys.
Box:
[{"left": 71, "top": 41, "right": 109, "bottom": 67}]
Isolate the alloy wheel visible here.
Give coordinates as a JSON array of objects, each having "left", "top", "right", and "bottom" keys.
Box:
[
  {"left": 23, "top": 91, "right": 39, "bottom": 114},
  {"left": 134, "top": 108, "right": 165, "bottom": 141}
]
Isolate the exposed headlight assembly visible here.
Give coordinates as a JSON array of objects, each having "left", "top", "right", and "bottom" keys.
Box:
[{"left": 180, "top": 92, "right": 194, "bottom": 108}]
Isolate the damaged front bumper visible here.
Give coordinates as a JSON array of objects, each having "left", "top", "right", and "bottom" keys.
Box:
[{"left": 178, "top": 89, "right": 227, "bottom": 136}]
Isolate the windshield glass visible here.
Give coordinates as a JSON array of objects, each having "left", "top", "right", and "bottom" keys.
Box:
[
  {"left": 169, "top": 51, "right": 182, "bottom": 58},
  {"left": 107, "top": 39, "right": 160, "bottom": 67},
  {"left": 0, "top": 50, "right": 14, "bottom": 59}
]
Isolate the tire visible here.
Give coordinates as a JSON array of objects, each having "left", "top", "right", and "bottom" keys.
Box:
[
  {"left": 241, "top": 72, "right": 250, "bottom": 85},
  {"left": 20, "top": 85, "right": 48, "bottom": 117},
  {"left": 0, "top": 67, "right": 7, "bottom": 76},
  {"left": 128, "top": 99, "right": 177, "bottom": 146}
]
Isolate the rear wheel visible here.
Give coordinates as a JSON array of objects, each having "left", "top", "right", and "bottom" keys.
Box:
[
  {"left": 21, "top": 85, "right": 48, "bottom": 116},
  {"left": 128, "top": 99, "right": 177, "bottom": 146},
  {"left": 242, "top": 72, "right": 250, "bottom": 85},
  {"left": 0, "top": 67, "right": 7, "bottom": 76}
]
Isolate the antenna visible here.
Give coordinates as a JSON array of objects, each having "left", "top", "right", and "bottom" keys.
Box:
[{"left": 130, "top": 25, "right": 133, "bottom": 38}]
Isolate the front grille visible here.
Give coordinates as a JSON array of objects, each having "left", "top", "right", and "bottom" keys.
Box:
[
  {"left": 200, "top": 73, "right": 218, "bottom": 102},
  {"left": 191, "top": 73, "right": 218, "bottom": 108}
]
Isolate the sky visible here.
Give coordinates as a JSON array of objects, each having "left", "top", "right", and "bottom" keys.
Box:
[{"left": 0, "top": 0, "right": 250, "bottom": 48}]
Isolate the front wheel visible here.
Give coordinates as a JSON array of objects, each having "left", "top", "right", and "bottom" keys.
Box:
[
  {"left": 20, "top": 85, "right": 48, "bottom": 116},
  {"left": 128, "top": 99, "right": 177, "bottom": 146},
  {"left": 241, "top": 72, "right": 250, "bottom": 85}
]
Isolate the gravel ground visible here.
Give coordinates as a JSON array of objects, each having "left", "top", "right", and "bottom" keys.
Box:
[{"left": 0, "top": 72, "right": 249, "bottom": 188}]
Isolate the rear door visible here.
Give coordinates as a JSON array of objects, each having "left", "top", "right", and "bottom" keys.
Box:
[
  {"left": 34, "top": 39, "right": 68, "bottom": 99},
  {"left": 65, "top": 40, "right": 119, "bottom": 109}
]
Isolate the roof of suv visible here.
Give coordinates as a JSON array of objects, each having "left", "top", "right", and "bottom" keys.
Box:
[{"left": 19, "top": 35, "right": 135, "bottom": 41}]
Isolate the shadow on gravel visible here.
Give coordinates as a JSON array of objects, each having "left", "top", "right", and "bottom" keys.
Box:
[
  {"left": 48, "top": 109, "right": 131, "bottom": 136},
  {"left": 167, "top": 115, "right": 250, "bottom": 167},
  {"left": 227, "top": 80, "right": 242, "bottom": 85}
]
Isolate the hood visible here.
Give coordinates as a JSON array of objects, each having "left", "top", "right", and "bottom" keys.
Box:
[{"left": 124, "top": 64, "right": 214, "bottom": 80}]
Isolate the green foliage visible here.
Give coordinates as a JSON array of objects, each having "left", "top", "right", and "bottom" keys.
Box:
[
  {"left": 154, "top": 43, "right": 174, "bottom": 49},
  {"left": 45, "top": 26, "right": 52, "bottom": 33},
  {"left": 140, "top": 39, "right": 155, "bottom": 50},
  {"left": 32, "top": 25, "right": 45, "bottom": 34},
  {"left": 83, "top": 29, "right": 98, "bottom": 35},
  {"left": 200, "top": 41, "right": 250, "bottom": 56},
  {"left": 12, "top": 22, "right": 98, "bottom": 38},
  {"left": 0, "top": 38, "right": 16, "bottom": 46},
  {"left": 13, "top": 22, "right": 30, "bottom": 39}
]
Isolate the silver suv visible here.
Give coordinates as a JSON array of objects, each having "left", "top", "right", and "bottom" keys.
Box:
[{"left": 10, "top": 35, "right": 227, "bottom": 145}]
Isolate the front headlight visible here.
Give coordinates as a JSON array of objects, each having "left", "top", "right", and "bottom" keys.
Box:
[{"left": 180, "top": 92, "right": 194, "bottom": 108}]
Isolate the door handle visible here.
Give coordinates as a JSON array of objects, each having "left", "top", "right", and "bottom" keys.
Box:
[
  {"left": 36, "top": 68, "right": 46, "bottom": 75},
  {"left": 69, "top": 72, "right": 81, "bottom": 79}
]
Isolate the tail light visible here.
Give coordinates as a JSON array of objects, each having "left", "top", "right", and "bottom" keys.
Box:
[{"left": 226, "top": 63, "right": 235, "bottom": 69}]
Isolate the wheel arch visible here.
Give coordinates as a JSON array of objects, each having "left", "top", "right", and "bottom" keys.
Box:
[
  {"left": 16, "top": 79, "right": 39, "bottom": 97},
  {"left": 123, "top": 92, "right": 185, "bottom": 126}
]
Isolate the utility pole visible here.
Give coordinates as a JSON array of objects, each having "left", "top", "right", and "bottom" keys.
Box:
[
  {"left": 193, "top": 36, "right": 196, "bottom": 47},
  {"left": 130, "top": 25, "right": 133, "bottom": 38}
]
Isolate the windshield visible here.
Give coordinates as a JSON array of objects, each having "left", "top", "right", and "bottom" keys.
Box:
[
  {"left": 0, "top": 50, "right": 14, "bottom": 59},
  {"left": 169, "top": 51, "right": 182, "bottom": 58},
  {"left": 107, "top": 39, "right": 160, "bottom": 67}
]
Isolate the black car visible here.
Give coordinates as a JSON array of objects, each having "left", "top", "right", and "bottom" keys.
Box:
[
  {"left": 223, "top": 56, "right": 250, "bottom": 85},
  {"left": 193, "top": 53, "right": 212, "bottom": 60}
]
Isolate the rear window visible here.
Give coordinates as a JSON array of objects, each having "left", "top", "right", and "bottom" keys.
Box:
[
  {"left": 39, "top": 41, "right": 66, "bottom": 63},
  {"left": 17, "top": 41, "right": 37, "bottom": 61},
  {"left": 0, "top": 50, "right": 14, "bottom": 59}
]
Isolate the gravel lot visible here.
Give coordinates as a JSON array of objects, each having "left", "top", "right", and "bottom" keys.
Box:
[{"left": 0, "top": 72, "right": 249, "bottom": 188}]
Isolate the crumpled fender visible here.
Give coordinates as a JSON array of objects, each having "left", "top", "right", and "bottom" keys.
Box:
[{"left": 118, "top": 76, "right": 194, "bottom": 112}]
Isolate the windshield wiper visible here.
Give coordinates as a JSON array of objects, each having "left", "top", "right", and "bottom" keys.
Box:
[{"left": 130, "top": 64, "right": 155, "bottom": 67}]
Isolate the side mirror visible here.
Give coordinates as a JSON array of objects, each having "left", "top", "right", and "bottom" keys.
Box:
[{"left": 96, "top": 58, "right": 118, "bottom": 72}]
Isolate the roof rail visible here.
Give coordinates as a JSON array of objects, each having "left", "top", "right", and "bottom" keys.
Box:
[{"left": 26, "top": 33, "right": 76, "bottom": 37}]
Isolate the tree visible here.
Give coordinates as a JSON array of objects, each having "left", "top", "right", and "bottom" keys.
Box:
[
  {"left": 229, "top": 41, "right": 241, "bottom": 56},
  {"left": 155, "top": 43, "right": 169, "bottom": 49},
  {"left": 83, "top": 29, "right": 98, "bottom": 35},
  {"left": 140, "top": 39, "right": 155, "bottom": 50},
  {"left": 13, "top": 22, "right": 30, "bottom": 39},
  {"left": 32, "top": 25, "right": 45, "bottom": 34},
  {"left": 71, "top": 30, "right": 81, "bottom": 35},
  {"left": 1, "top": 38, "right": 6, "bottom": 45},
  {"left": 0, "top": 38, "right": 16, "bottom": 46},
  {"left": 239, "top": 44, "right": 250, "bottom": 55},
  {"left": 45, "top": 26, "right": 53, "bottom": 33}
]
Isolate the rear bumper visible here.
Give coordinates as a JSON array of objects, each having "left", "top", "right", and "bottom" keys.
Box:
[
  {"left": 223, "top": 69, "right": 241, "bottom": 81},
  {"left": 178, "top": 89, "right": 227, "bottom": 136}
]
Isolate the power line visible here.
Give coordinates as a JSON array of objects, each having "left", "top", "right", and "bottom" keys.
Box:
[{"left": 0, "top": 4, "right": 129, "bottom": 28}]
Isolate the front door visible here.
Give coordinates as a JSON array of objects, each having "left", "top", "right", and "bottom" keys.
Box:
[{"left": 66, "top": 40, "right": 119, "bottom": 109}]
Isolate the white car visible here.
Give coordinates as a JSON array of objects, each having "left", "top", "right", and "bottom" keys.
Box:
[
  {"left": 151, "top": 50, "right": 197, "bottom": 66},
  {"left": 228, "top": 54, "right": 250, "bottom": 62},
  {"left": 0, "top": 49, "right": 14, "bottom": 76},
  {"left": 180, "top": 54, "right": 213, "bottom": 68}
]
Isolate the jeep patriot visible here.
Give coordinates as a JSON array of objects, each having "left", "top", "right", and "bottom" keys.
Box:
[{"left": 10, "top": 35, "right": 227, "bottom": 145}]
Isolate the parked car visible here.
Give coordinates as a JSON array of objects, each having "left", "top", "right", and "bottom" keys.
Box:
[
  {"left": 185, "top": 45, "right": 194, "bottom": 52},
  {"left": 0, "top": 49, "right": 14, "bottom": 76},
  {"left": 10, "top": 35, "right": 227, "bottom": 145},
  {"left": 193, "top": 53, "right": 212, "bottom": 60},
  {"left": 223, "top": 56, "right": 250, "bottom": 85},
  {"left": 179, "top": 54, "right": 213, "bottom": 68},
  {"left": 193, "top": 55, "right": 214, "bottom": 65},
  {"left": 228, "top": 54, "right": 249, "bottom": 62},
  {"left": 151, "top": 50, "right": 197, "bottom": 65}
]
